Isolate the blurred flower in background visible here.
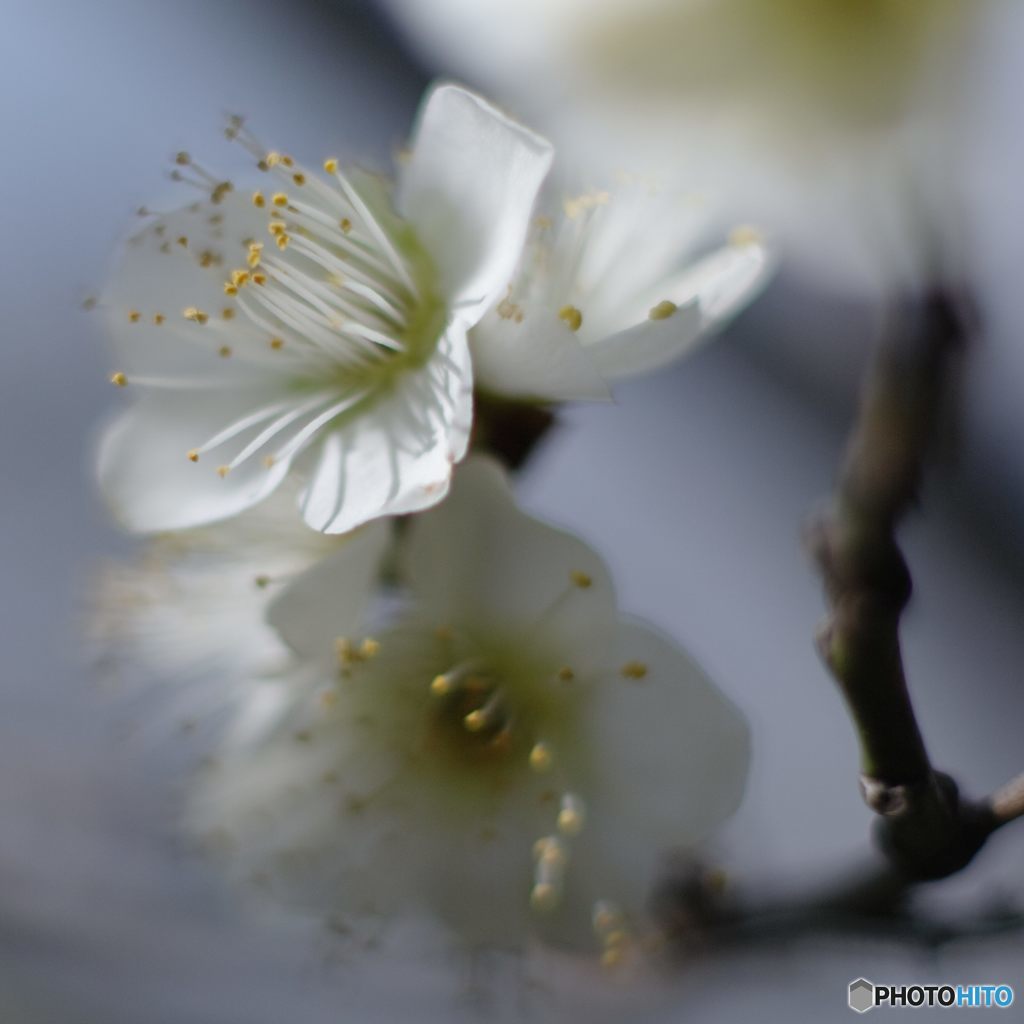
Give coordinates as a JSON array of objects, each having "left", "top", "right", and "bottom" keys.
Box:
[{"left": 381, "top": 0, "right": 987, "bottom": 292}]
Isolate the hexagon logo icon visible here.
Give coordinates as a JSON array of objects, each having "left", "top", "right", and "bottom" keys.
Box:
[{"left": 848, "top": 978, "right": 875, "bottom": 1014}]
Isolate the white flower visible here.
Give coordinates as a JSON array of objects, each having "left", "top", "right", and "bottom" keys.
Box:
[
  {"left": 91, "top": 480, "right": 348, "bottom": 733},
  {"left": 97, "top": 84, "right": 553, "bottom": 534},
  {"left": 470, "top": 178, "right": 772, "bottom": 402},
  {"left": 381, "top": 0, "right": 984, "bottom": 291},
  {"left": 189, "top": 457, "right": 749, "bottom": 956}
]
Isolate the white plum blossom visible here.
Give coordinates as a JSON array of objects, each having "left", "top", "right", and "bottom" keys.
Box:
[
  {"left": 92, "top": 480, "right": 351, "bottom": 732},
  {"left": 189, "top": 458, "right": 750, "bottom": 956},
  {"left": 470, "top": 178, "right": 772, "bottom": 402},
  {"left": 97, "top": 84, "right": 553, "bottom": 534}
]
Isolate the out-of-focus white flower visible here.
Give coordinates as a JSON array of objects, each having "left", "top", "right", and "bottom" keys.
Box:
[
  {"left": 92, "top": 481, "right": 352, "bottom": 733},
  {"left": 470, "top": 178, "right": 771, "bottom": 401},
  {"left": 97, "top": 83, "right": 552, "bottom": 535},
  {"left": 381, "top": 0, "right": 984, "bottom": 292},
  {"left": 190, "top": 458, "right": 749, "bottom": 957}
]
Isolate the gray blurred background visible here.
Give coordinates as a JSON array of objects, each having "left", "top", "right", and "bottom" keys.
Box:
[{"left": 1, "top": 2, "right": 1023, "bottom": 1020}]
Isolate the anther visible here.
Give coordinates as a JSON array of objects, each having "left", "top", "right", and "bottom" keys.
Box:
[
  {"left": 252, "top": 191, "right": 266, "bottom": 208},
  {"left": 153, "top": 313, "right": 165, "bottom": 325},
  {"left": 729, "top": 224, "right": 763, "bottom": 248},
  {"left": 620, "top": 661, "right": 648, "bottom": 680},
  {"left": 292, "top": 172, "right": 306, "bottom": 186},
  {"left": 558, "top": 305, "right": 583, "bottom": 331},
  {"left": 323, "top": 158, "right": 338, "bottom": 174},
  {"left": 269, "top": 337, "right": 284, "bottom": 350},
  {"left": 530, "top": 883, "right": 559, "bottom": 913},
  {"left": 557, "top": 666, "right": 575, "bottom": 683},
  {"left": 570, "top": 570, "right": 593, "bottom": 589},
  {"left": 218, "top": 345, "right": 232, "bottom": 358},
  {"left": 187, "top": 449, "right": 199, "bottom": 462},
  {"left": 271, "top": 192, "right": 288, "bottom": 207},
  {"left": 557, "top": 793, "right": 586, "bottom": 836},
  {"left": 127, "top": 310, "right": 141, "bottom": 323},
  {"left": 648, "top": 300, "right": 677, "bottom": 321},
  {"left": 216, "top": 465, "right": 230, "bottom": 478},
  {"left": 529, "top": 742, "right": 554, "bottom": 773},
  {"left": 339, "top": 217, "right": 352, "bottom": 233},
  {"left": 183, "top": 307, "right": 209, "bottom": 325},
  {"left": 110, "top": 371, "right": 127, "bottom": 387}
]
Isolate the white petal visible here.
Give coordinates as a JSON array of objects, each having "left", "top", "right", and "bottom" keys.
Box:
[
  {"left": 559, "top": 620, "right": 750, "bottom": 919},
  {"left": 470, "top": 306, "right": 611, "bottom": 401},
  {"left": 407, "top": 457, "right": 618, "bottom": 648},
  {"left": 298, "top": 325, "right": 473, "bottom": 534},
  {"left": 96, "top": 392, "right": 293, "bottom": 531},
  {"left": 396, "top": 83, "right": 553, "bottom": 319},
  {"left": 671, "top": 239, "right": 774, "bottom": 330},
  {"left": 265, "top": 518, "right": 393, "bottom": 662},
  {"left": 586, "top": 299, "right": 703, "bottom": 379}
]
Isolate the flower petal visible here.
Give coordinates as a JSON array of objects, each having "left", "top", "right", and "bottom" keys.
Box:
[
  {"left": 585, "top": 299, "right": 703, "bottom": 379},
  {"left": 298, "top": 325, "right": 473, "bottom": 534},
  {"left": 265, "top": 518, "right": 393, "bottom": 662},
  {"left": 407, "top": 457, "right": 618, "bottom": 651},
  {"left": 559, "top": 619, "right": 750, "bottom": 917},
  {"left": 96, "top": 391, "right": 293, "bottom": 531},
  {"left": 396, "top": 83, "right": 553, "bottom": 319},
  {"left": 586, "top": 239, "right": 772, "bottom": 379},
  {"left": 470, "top": 306, "right": 611, "bottom": 401}
]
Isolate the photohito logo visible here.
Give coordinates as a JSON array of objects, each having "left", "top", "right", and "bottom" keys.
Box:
[{"left": 848, "top": 979, "right": 1015, "bottom": 1013}]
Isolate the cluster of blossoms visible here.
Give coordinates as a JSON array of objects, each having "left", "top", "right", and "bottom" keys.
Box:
[{"left": 94, "top": 84, "right": 767, "bottom": 963}]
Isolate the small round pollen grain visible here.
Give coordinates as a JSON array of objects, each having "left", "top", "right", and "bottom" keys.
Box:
[
  {"left": 110, "top": 371, "right": 127, "bottom": 387},
  {"left": 648, "top": 299, "right": 677, "bottom": 321},
  {"left": 558, "top": 304, "right": 583, "bottom": 331}
]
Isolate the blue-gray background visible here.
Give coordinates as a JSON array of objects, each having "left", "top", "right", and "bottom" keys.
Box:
[{"left": 1, "top": 2, "right": 1022, "bottom": 1020}]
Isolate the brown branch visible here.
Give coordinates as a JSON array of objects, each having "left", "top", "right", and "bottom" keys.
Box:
[{"left": 806, "top": 289, "right": 1002, "bottom": 880}]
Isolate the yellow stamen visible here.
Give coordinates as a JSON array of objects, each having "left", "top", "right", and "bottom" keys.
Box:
[
  {"left": 648, "top": 300, "right": 678, "bottom": 321},
  {"left": 110, "top": 371, "right": 127, "bottom": 387},
  {"left": 620, "top": 661, "right": 648, "bottom": 680},
  {"left": 558, "top": 305, "right": 583, "bottom": 331}
]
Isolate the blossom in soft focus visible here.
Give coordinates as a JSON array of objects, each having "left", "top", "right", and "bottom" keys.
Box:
[
  {"left": 470, "top": 178, "right": 771, "bottom": 401},
  {"left": 189, "top": 458, "right": 750, "bottom": 956},
  {"left": 92, "top": 480, "right": 344, "bottom": 727},
  {"left": 381, "top": 0, "right": 984, "bottom": 291},
  {"left": 97, "top": 83, "right": 552, "bottom": 534}
]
